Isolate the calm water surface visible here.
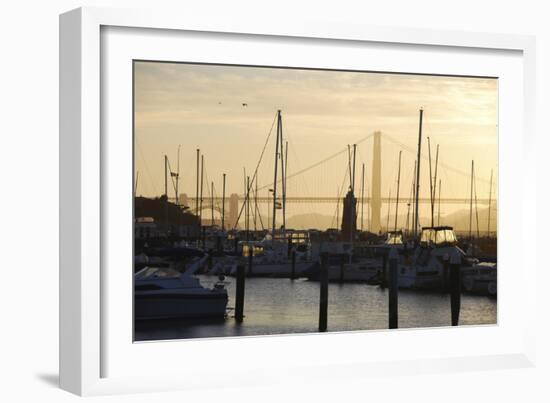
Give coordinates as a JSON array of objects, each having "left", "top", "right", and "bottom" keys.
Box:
[{"left": 135, "top": 275, "right": 497, "bottom": 341}]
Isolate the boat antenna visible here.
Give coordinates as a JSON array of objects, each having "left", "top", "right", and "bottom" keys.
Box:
[
  {"left": 221, "top": 173, "right": 226, "bottom": 231},
  {"left": 488, "top": 168, "right": 493, "bottom": 236}
]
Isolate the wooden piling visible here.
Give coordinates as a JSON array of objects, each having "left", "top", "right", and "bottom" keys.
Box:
[
  {"left": 248, "top": 248, "right": 253, "bottom": 277},
  {"left": 235, "top": 264, "right": 245, "bottom": 323},
  {"left": 380, "top": 253, "right": 387, "bottom": 288},
  {"left": 450, "top": 251, "right": 461, "bottom": 326},
  {"left": 319, "top": 254, "right": 329, "bottom": 332},
  {"left": 291, "top": 249, "right": 296, "bottom": 280},
  {"left": 388, "top": 249, "right": 399, "bottom": 329}
]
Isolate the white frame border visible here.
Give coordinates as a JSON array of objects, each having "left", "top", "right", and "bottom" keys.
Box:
[{"left": 59, "top": 6, "right": 537, "bottom": 396}]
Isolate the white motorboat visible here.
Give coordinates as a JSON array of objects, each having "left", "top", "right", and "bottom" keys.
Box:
[
  {"left": 134, "top": 257, "right": 228, "bottom": 320},
  {"left": 396, "top": 226, "right": 463, "bottom": 290}
]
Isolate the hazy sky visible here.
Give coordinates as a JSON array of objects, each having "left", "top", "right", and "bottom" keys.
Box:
[{"left": 134, "top": 61, "right": 498, "bottom": 224}]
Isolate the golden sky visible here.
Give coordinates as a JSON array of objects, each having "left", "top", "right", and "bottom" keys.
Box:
[{"left": 134, "top": 61, "right": 497, "bottom": 223}]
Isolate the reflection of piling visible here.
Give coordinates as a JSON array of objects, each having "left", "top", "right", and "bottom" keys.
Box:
[
  {"left": 388, "top": 249, "right": 399, "bottom": 329},
  {"left": 319, "top": 254, "right": 329, "bottom": 332},
  {"left": 248, "top": 248, "right": 253, "bottom": 276},
  {"left": 450, "top": 252, "right": 461, "bottom": 326},
  {"left": 291, "top": 249, "right": 296, "bottom": 280},
  {"left": 339, "top": 255, "right": 345, "bottom": 283},
  {"left": 235, "top": 264, "right": 245, "bottom": 323}
]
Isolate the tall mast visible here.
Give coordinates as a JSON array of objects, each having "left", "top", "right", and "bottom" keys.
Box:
[
  {"left": 176, "top": 145, "right": 180, "bottom": 206},
  {"left": 414, "top": 109, "right": 423, "bottom": 237},
  {"left": 347, "top": 145, "right": 352, "bottom": 190},
  {"left": 473, "top": 166, "right": 480, "bottom": 239},
  {"left": 428, "top": 137, "right": 433, "bottom": 226},
  {"left": 246, "top": 176, "right": 250, "bottom": 240},
  {"left": 211, "top": 181, "right": 214, "bottom": 226},
  {"left": 488, "top": 168, "right": 493, "bottom": 236},
  {"left": 134, "top": 171, "right": 139, "bottom": 197},
  {"left": 271, "top": 110, "right": 281, "bottom": 236},
  {"left": 352, "top": 144, "right": 357, "bottom": 193},
  {"left": 221, "top": 173, "right": 226, "bottom": 231},
  {"left": 336, "top": 186, "right": 340, "bottom": 229},
  {"left": 437, "top": 179, "right": 441, "bottom": 226},
  {"left": 432, "top": 144, "right": 439, "bottom": 226},
  {"left": 469, "top": 160, "right": 474, "bottom": 240},
  {"left": 282, "top": 138, "right": 287, "bottom": 233},
  {"left": 195, "top": 149, "right": 200, "bottom": 216},
  {"left": 254, "top": 175, "right": 258, "bottom": 232},
  {"left": 361, "top": 163, "right": 365, "bottom": 232},
  {"left": 199, "top": 155, "right": 204, "bottom": 225},
  {"left": 394, "top": 150, "right": 402, "bottom": 233},
  {"left": 164, "top": 154, "right": 168, "bottom": 198},
  {"left": 386, "top": 189, "right": 392, "bottom": 233}
]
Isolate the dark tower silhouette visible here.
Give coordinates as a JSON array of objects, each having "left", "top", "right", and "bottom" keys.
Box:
[{"left": 341, "top": 188, "right": 357, "bottom": 240}]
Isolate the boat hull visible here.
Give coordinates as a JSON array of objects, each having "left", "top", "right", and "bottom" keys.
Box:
[{"left": 135, "top": 290, "right": 228, "bottom": 320}]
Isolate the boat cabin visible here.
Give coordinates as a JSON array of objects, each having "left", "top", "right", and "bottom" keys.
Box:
[
  {"left": 385, "top": 230, "right": 404, "bottom": 245},
  {"left": 419, "top": 226, "right": 458, "bottom": 247}
]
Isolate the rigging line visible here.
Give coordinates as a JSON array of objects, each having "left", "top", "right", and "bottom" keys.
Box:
[
  {"left": 383, "top": 133, "right": 492, "bottom": 185},
  {"left": 233, "top": 112, "right": 278, "bottom": 229},
  {"left": 256, "top": 131, "right": 375, "bottom": 192}
]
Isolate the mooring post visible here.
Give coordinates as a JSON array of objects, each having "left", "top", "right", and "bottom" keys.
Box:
[
  {"left": 216, "top": 235, "right": 222, "bottom": 255},
  {"left": 319, "top": 254, "right": 329, "bottom": 332},
  {"left": 235, "top": 264, "right": 245, "bottom": 323},
  {"left": 443, "top": 254, "right": 450, "bottom": 290},
  {"left": 291, "top": 249, "right": 296, "bottom": 280},
  {"left": 339, "top": 254, "right": 345, "bottom": 283},
  {"left": 450, "top": 250, "right": 462, "bottom": 326},
  {"left": 234, "top": 236, "right": 239, "bottom": 255},
  {"left": 381, "top": 253, "right": 388, "bottom": 288},
  {"left": 248, "top": 247, "right": 253, "bottom": 277},
  {"left": 388, "top": 248, "right": 399, "bottom": 329}
]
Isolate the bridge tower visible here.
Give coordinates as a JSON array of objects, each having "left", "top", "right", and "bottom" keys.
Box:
[
  {"left": 371, "top": 131, "right": 382, "bottom": 234},
  {"left": 228, "top": 193, "right": 239, "bottom": 229}
]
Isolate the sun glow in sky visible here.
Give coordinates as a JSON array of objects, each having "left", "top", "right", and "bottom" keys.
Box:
[{"left": 134, "top": 61, "right": 498, "bottom": 228}]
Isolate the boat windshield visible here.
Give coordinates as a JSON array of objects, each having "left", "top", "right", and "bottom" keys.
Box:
[
  {"left": 420, "top": 228, "right": 457, "bottom": 246},
  {"left": 385, "top": 232, "right": 403, "bottom": 245},
  {"left": 135, "top": 267, "right": 181, "bottom": 280}
]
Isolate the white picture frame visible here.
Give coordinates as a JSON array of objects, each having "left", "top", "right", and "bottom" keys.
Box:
[{"left": 60, "top": 6, "right": 537, "bottom": 396}]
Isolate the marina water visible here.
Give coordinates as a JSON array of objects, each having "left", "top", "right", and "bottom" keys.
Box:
[{"left": 135, "top": 275, "right": 496, "bottom": 341}]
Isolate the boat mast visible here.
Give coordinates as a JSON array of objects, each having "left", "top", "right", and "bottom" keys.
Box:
[
  {"left": 221, "top": 173, "right": 226, "bottom": 231},
  {"left": 432, "top": 144, "right": 439, "bottom": 226},
  {"left": 164, "top": 154, "right": 168, "bottom": 198},
  {"left": 199, "top": 154, "right": 204, "bottom": 226},
  {"left": 254, "top": 175, "right": 258, "bottom": 232},
  {"left": 282, "top": 138, "right": 287, "bottom": 234},
  {"left": 488, "top": 168, "right": 493, "bottom": 236},
  {"left": 134, "top": 171, "right": 139, "bottom": 197},
  {"left": 246, "top": 175, "right": 250, "bottom": 242},
  {"left": 211, "top": 181, "right": 214, "bottom": 226},
  {"left": 195, "top": 149, "right": 200, "bottom": 216},
  {"left": 361, "top": 163, "right": 365, "bottom": 232},
  {"left": 271, "top": 110, "right": 281, "bottom": 236},
  {"left": 469, "top": 160, "right": 474, "bottom": 240},
  {"left": 414, "top": 109, "right": 423, "bottom": 237},
  {"left": 428, "top": 137, "right": 433, "bottom": 226},
  {"left": 394, "top": 150, "right": 402, "bottom": 233},
  {"left": 437, "top": 179, "right": 441, "bottom": 226},
  {"left": 386, "top": 188, "right": 391, "bottom": 233},
  {"left": 176, "top": 145, "right": 180, "bottom": 206}
]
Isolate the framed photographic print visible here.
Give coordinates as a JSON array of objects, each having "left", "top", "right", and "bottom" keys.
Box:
[{"left": 60, "top": 7, "right": 537, "bottom": 396}]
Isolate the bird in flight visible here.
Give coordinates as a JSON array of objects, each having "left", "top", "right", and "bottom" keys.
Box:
[{"left": 242, "top": 103, "right": 248, "bottom": 107}]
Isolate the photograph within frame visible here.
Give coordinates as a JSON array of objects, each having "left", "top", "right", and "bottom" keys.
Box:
[{"left": 132, "top": 60, "right": 497, "bottom": 341}]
